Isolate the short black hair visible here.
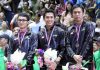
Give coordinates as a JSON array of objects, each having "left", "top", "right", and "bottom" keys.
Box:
[
  {"left": 71, "top": 4, "right": 84, "bottom": 14},
  {"left": 18, "top": 13, "right": 30, "bottom": 21},
  {"left": 36, "top": 13, "right": 41, "bottom": 17},
  {"left": 0, "top": 34, "right": 9, "bottom": 43},
  {"left": 43, "top": 9, "right": 55, "bottom": 18}
]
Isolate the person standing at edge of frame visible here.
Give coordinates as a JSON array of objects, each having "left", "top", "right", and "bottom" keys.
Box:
[
  {"left": 65, "top": 4, "right": 95, "bottom": 70},
  {"left": 11, "top": 13, "right": 38, "bottom": 70}
]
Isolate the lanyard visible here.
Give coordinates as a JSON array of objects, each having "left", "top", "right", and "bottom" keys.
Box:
[
  {"left": 74, "top": 25, "right": 81, "bottom": 51},
  {"left": 76, "top": 25, "right": 81, "bottom": 42},
  {"left": 44, "top": 26, "right": 55, "bottom": 48},
  {"left": 18, "top": 31, "right": 26, "bottom": 46}
]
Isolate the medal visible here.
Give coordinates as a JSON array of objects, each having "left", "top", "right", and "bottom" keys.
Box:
[
  {"left": 76, "top": 43, "right": 79, "bottom": 48},
  {"left": 18, "top": 31, "right": 27, "bottom": 46}
]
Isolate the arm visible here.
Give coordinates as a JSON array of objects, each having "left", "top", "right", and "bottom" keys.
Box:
[
  {"left": 66, "top": 30, "right": 82, "bottom": 63},
  {"left": 2, "top": 0, "right": 12, "bottom": 5},
  {"left": 65, "top": 30, "right": 75, "bottom": 57},
  {"left": 26, "top": 33, "right": 38, "bottom": 65},
  {"left": 80, "top": 23, "right": 95, "bottom": 57},
  {"left": 6, "top": 0, "right": 12, "bottom": 4},
  {"left": 48, "top": 29, "right": 65, "bottom": 70},
  {"left": 10, "top": 14, "right": 18, "bottom": 30},
  {"left": 53, "top": 29, "right": 66, "bottom": 65},
  {"left": 58, "top": 30, "right": 65, "bottom": 58}
]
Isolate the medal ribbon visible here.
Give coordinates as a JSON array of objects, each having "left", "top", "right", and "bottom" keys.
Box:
[
  {"left": 18, "top": 31, "right": 27, "bottom": 46},
  {"left": 76, "top": 25, "right": 81, "bottom": 42},
  {"left": 44, "top": 26, "right": 55, "bottom": 48}
]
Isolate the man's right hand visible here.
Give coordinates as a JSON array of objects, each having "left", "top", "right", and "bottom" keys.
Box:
[{"left": 73, "top": 55, "right": 83, "bottom": 63}]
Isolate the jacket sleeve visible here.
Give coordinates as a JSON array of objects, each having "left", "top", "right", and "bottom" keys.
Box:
[
  {"left": 80, "top": 22, "right": 95, "bottom": 57},
  {"left": 65, "top": 31, "right": 75, "bottom": 58},
  {"left": 30, "top": 33, "right": 38, "bottom": 51},
  {"left": 58, "top": 30, "right": 65, "bottom": 58},
  {"left": 26, "top": 33, "right": 38, "bottom": 62}
]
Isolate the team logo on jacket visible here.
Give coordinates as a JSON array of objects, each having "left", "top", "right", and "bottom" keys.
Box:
[
  {"left": 53, "top": 34, "right": 58, "bottom": 37},
  {"left": 42, "top": 36, "right": 45, "bottom": 39},
  {"left": 81, "top": 27, "right": 85, "bottom": 31}
]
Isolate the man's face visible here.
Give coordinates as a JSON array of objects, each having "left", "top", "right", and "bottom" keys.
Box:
[
  {"left": 13, "top": 27, "right": 19, "bottom": 35},
  {"left": 66, "top": 3, "right": 72, "bottom": 10},
  {"left": 72, "top": 7, "right": 84, "bottom": 23},
  {"left": 35, "top": 14, "right": 40, "bottom": 23},
  {"left": 96, "top": 19, "right": 100, "bottom": 27},
  {"left": 0, "top": 38, "right": 8, "bottom": 47},
  {"left": 0, "top": 12, "right": 4, "bottom": 20},
  {"left": 23, "top": 2, "right": 28, "bottom": 8},
  {"left": 17, "top": 16, "right": 28, "bottom": 29},
  {"left": 44, "top": 12, "right": 55, "bottom": 27}
]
